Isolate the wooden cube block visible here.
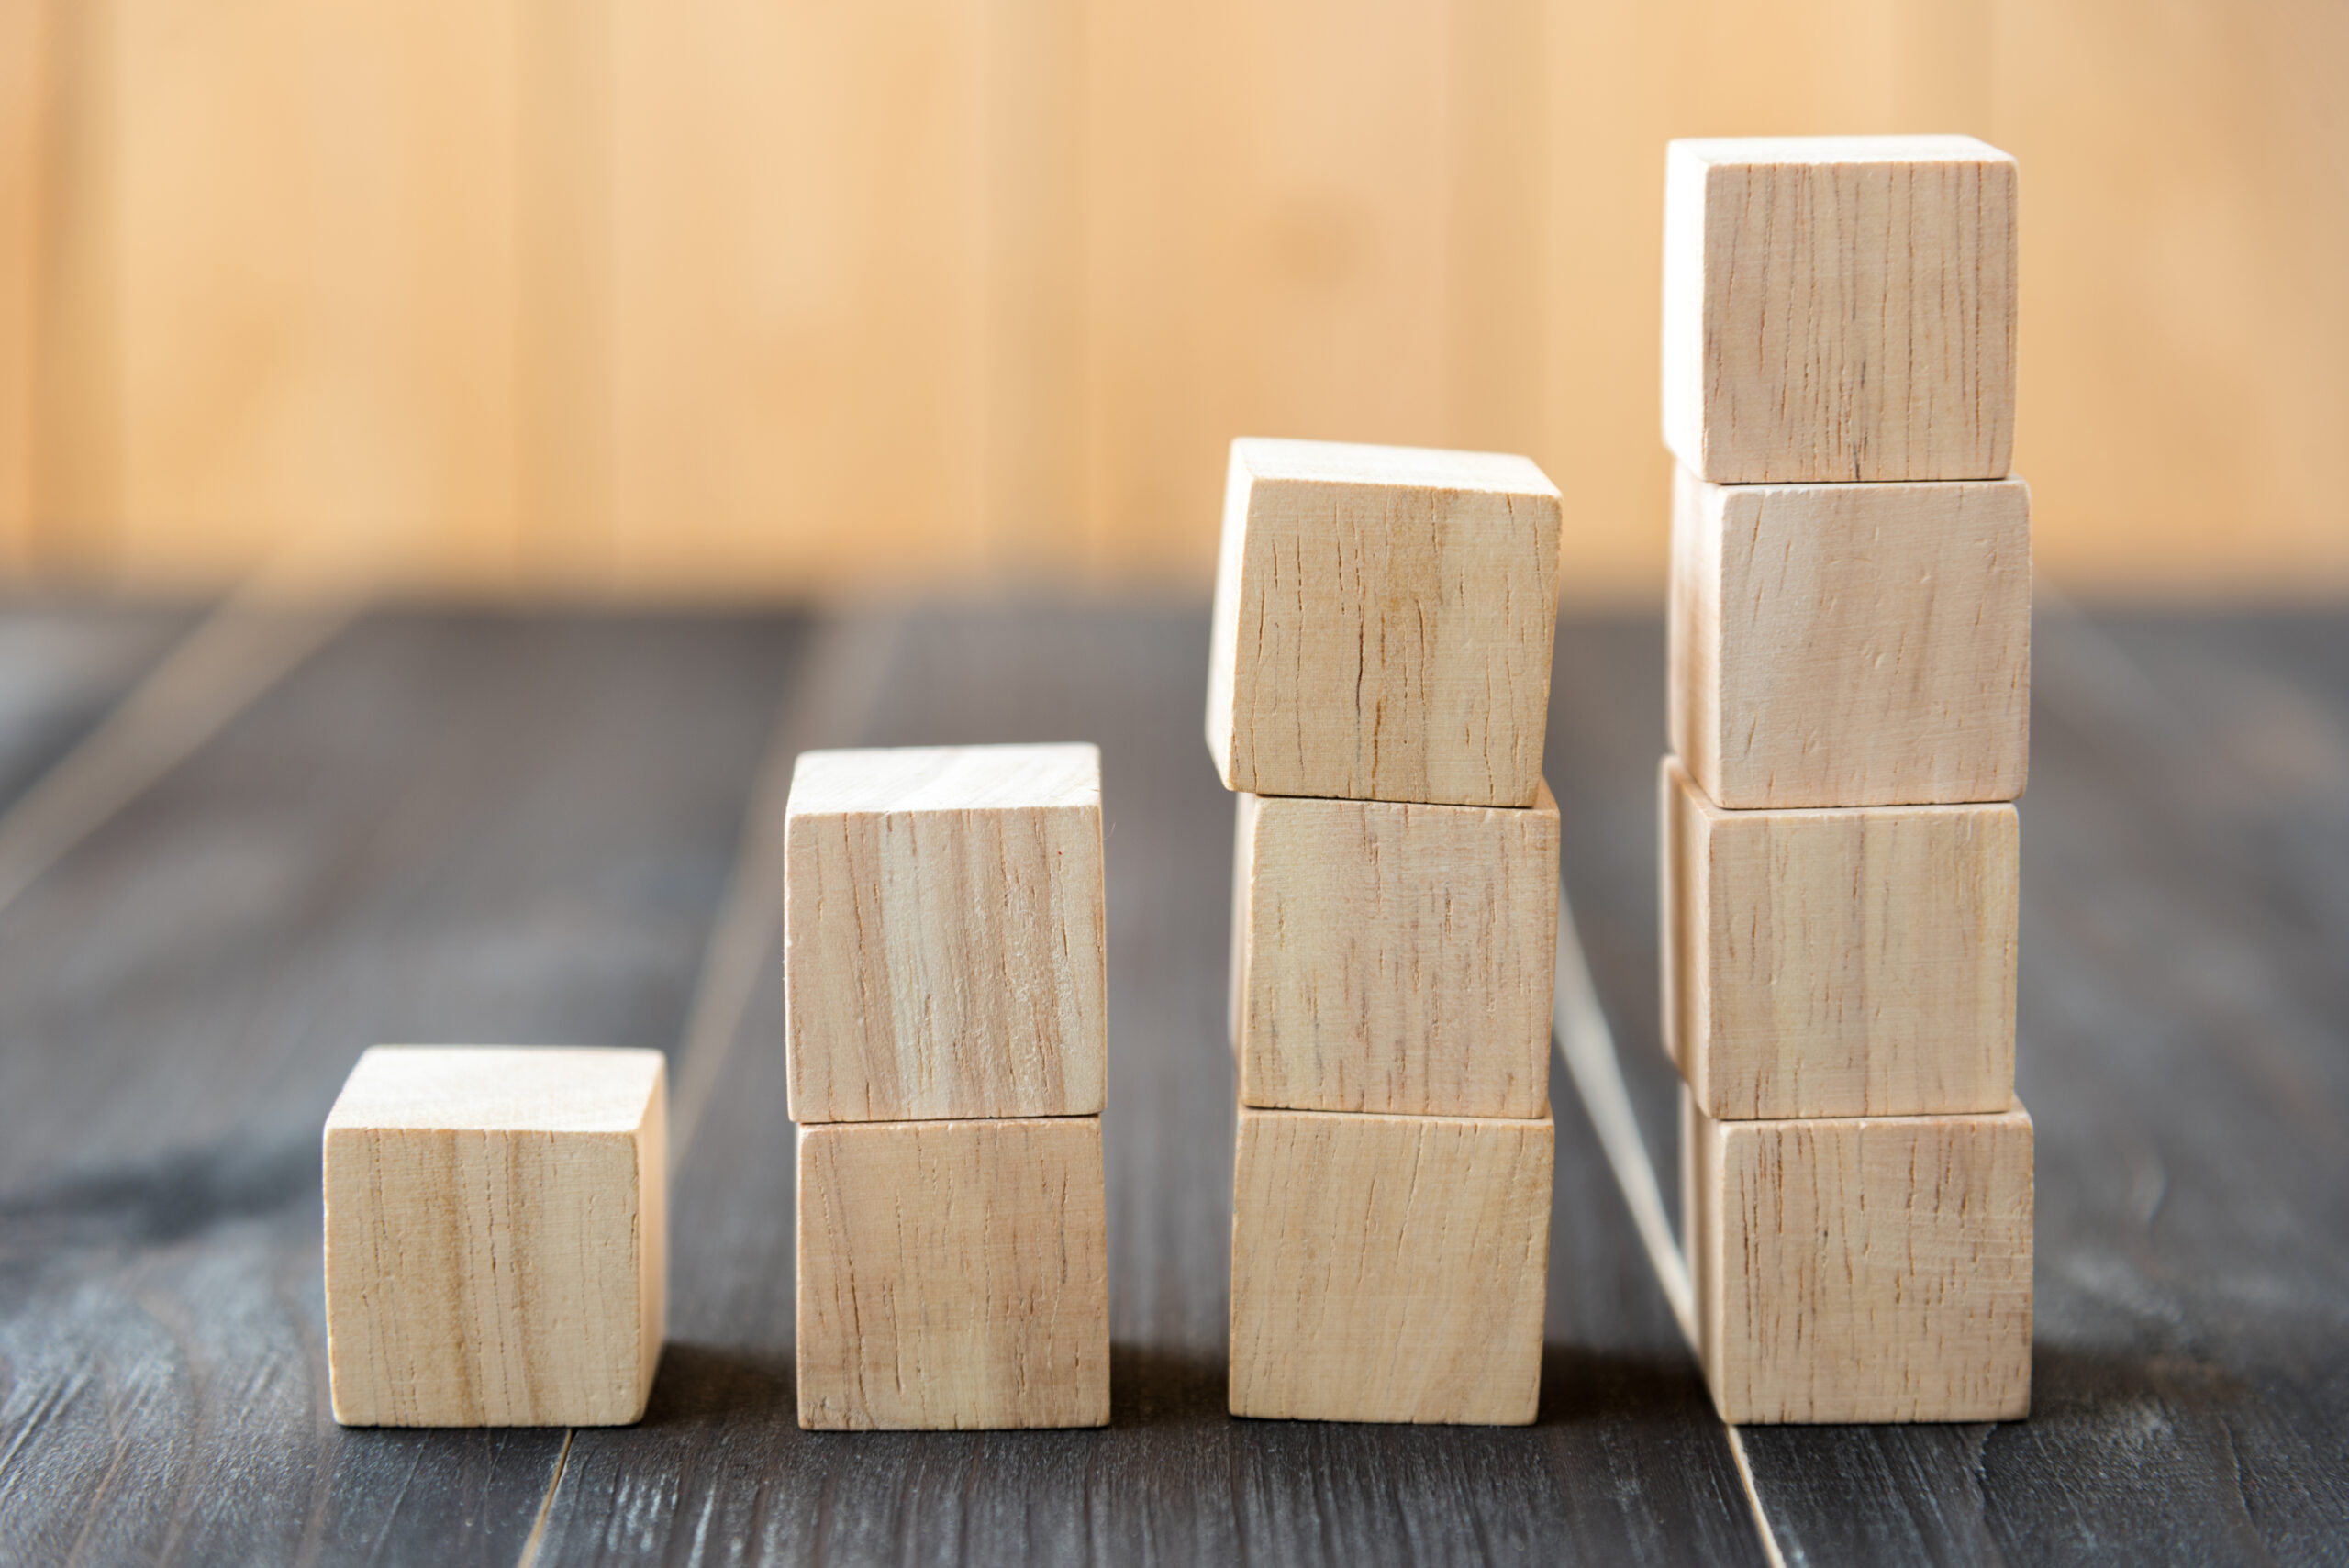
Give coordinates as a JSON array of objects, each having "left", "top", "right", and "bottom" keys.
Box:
[
  {"left": 1669, "top": 464, "right": 2031, "bottom": 809},
  {"left": 1660, "top": 758, "right": 2016, "bottom": 1120},
  {"left": 1205, "top": 438, "right": 1562, "bottom": 808},
  {"left": 796, "top": 1116, "right": 1109, "bottom": 1429},
  {"left": 1684, "top": 1089, "right": 2033, "bottom": 1423},
  {"left": 323, "top": 1046, "right": 667, "bottom": 1427},
  {"left": 1664, "top": 136, "right": 2017, "bottom": 484},
  {"left": 1229, "top": 785, "right": 1557, "bottom": 1118},
  {"left": 784, "top": 743, "right": 1107, "bottom": 1122},
  {"left": 1230, "top": 1106, "right": 1552, "bottom": 1424}
]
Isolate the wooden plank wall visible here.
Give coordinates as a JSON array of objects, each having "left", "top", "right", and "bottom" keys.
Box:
[{"left": 2, "top": 0, "right": 2343, "bottom": 602}]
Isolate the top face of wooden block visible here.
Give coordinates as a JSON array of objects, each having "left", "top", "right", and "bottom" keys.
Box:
[
  {"left": 1670, "top": 134, "right": 2011, "bottom": 168},
  {"left": 785, "top": 743, "right": 1100, "bottom": 817},
  {"left": 1663, "top": 135, "right": 2017, "bottom": 484},
  {"left": 1224, "top": 437, "right": 1558, "bottom": 496},
  {"left": 784, "top": 742, "right": 1108, "bottom": 1123},
  {"left": 1205, "top": 439, "right": 1563, "bottom": 808},
  {"left": 325, "top": 1046, "right": 665, "bottom": 1133}
]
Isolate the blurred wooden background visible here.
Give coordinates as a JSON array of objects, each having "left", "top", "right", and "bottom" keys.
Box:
[{"left": 2, "top": 0, "right": 2343, "bottom": 603}]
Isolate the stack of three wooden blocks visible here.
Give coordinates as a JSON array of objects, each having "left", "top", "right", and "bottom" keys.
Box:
[
  {"left": 1208, "top": 438, "right": 1566, "bottom": 1424},
  {"left": 1661, "top": 136, "right": 2035, "bottom": 1424}
]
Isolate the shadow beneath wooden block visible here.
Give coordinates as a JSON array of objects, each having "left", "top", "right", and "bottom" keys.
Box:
[
  {"left": 1730, "top": 1340, "right": 2329, "bottom": 1562},
  {"left": 1535, "top": 1343, "right": 1717, "bottom": 1427},
  {"left": 1109, "top": 1341, "right": 1228, "bottom": 1428},
  {"left": 635, "top": 1340, "right": 796, "bottom": 1428}
]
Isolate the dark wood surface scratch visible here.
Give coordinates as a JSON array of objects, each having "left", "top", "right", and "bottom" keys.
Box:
[{"left": 0, "top": 601, "right": 2342, "bottom": 1566}]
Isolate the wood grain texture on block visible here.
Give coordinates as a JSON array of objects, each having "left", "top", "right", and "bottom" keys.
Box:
[
  {"left": 1683, "top": 1089, "right": 2033, "bottom": 1424},
  {"left": 1230, "top": 1106, "right": 1552, "bottom": 1424},
  {"left": 322, "top": 1046, "right": 667, "bottom": 1428},
  {"left": 784, "top": 743, "right": 1107, "bottom": 1122},
  {"left": 1660, "top": 758, "right": 2016, "bottom": 1120},
  {"left": 1663, "top": 136, "right": 2017, "bottom": 484},
  {"left": 1669, "top": 464, "right": 2032, "bottom": 809},
  {"left": 1230, "top": 785, "right": 1557, "bottom": 1118},
  {"left": 1205, "top": 438, "right": 1562, "bottom": 808},
  {"left": 796, "top": 1117, "right": 1109, "bottom": 1430}
]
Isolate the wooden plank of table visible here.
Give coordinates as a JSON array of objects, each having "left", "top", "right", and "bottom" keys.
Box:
[
  {"left": 535, "top": 605, "right": 1770, "bottom": 1566},
  {"left": 1555, "top": 607, "right": 2349, "bottom": 1563},
  {"left": 0, "top": 611, "right": 806, "bottom": 1565}
]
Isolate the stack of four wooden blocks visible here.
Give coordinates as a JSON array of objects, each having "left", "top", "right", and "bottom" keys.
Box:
[{"left": 1660, "top": 135, "right": 2035, "bottom": 1424}]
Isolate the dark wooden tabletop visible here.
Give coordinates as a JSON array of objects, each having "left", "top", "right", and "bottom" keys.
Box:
[{"left": 0, "top": 598, "right": 2341, "bottom": 1566}]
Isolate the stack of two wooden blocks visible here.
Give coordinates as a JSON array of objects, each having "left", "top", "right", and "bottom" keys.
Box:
[
  {"left": 1660, "top": 136, "right": 2035, "bottom": 1423},
  {"left": 784, "top": 743, "right": 1112, "bottom": 1429},
  {"left": 1208, "top": 438, "right": 1566, "bottom": 1424}
]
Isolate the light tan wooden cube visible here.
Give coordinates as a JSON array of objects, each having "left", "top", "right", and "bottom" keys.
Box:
[
  {"left": 1669, "top": 465, "right": 2032, "bottom": 810},
  {"left": 323, "top": 1046, "right": 667, "bottom": 1428},
  {"left": 1205, "top": 438, "right": 1562, "bottom": 808},
  {"left": 1229, "top": 785, "right": 1557, "bottom": 1118},
  {"left": 1683, "top": 1089, "right": 2033, "bottom": 1423},
  {"left": 1230, "top": 1106, "right": 1552, "bottom": 1424},
  {"left": 796, "top": 1116, "right": 1109, "bottom": 1430},
  {"left": 1660, "top": 758, "right": 2016, "bottom": 1120},
  {"left": 784, "top": 743, "right": 1107, "bottom": 1123},
  {"left": 1664, "top": 135, "right": 2017, "bottom": 484}
]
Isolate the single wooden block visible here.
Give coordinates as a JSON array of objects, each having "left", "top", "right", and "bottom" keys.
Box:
[
  {"left": 1669, "top": 463, "right": 2031, "bottom": 809},
  {"left": 1663, "top": 136, "right": 2017, "bottom": 484},
  {"left": 323, "top": 1046, "right": 667, "bottom": 1428},
  {"left": 1230, "top": 1105, "right": 1552, "bottom": 1424},
  {"left": 796, "top": 1116, "right": 1109, "bottom": 1429},
  {"left": 1205, "top": 438, "right": 1562, "bottom": 808},
  {"left": 784, "top": 743, "right": 1107, "bottom": 1122},
  {"left": 1684, "top": 1089, "right": 2033, "bottom": 1423},
  {"left": 1660, "top": 758, "right": 2016, "bottom": 1120},
  {"left": 1229, "top": 784, "right": 1558, "bottom": 1118}
]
